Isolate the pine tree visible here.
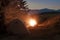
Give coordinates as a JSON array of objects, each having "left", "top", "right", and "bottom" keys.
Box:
[
  {"left": 17, "top": 0, "right": 28, "bottom": 10},
  {"left": 0, "top": 0, "right": 29, "bottom": 34},
  {"left": 0, "top": 0, "right": 9, "bottom": 34}
]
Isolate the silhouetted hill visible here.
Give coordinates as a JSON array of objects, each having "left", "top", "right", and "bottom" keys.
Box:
[
  {"left": 37, "top": 12, "right": 60, "bottom": 24},
  {"left": 39, "top": 8, "right": 55, "bottom": 13},
  {"left": 29, "top": 8, "right": 60, "bottom": 14},
  {"left": 57, "top": 9, "right": 60, "bottom": 12}
]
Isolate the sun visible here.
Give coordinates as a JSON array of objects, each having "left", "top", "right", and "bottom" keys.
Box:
[{"left": 28, "top": 19, "right": 37, "bottom": 27}]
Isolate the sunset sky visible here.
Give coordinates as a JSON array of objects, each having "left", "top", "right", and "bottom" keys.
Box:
[{"left": 25, "top": 0, "right": 60, "bottom": 10}]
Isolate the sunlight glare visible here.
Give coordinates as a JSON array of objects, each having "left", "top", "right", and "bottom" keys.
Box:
[{"left": 28, "top": 19, "right": 37, "bottom": 27}]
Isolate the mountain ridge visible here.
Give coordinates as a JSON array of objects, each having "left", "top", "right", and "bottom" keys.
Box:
[{"left": 29, "top": 8, "right": 60, "bottom": 14}]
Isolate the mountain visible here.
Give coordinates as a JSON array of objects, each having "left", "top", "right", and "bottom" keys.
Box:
[
  {"left": 29, "top": 8, "right": 60, "bottom": 14},
  {"left": 57, "top": 9, "right": 60, "bottom": 12},
  {"left": 39, "top": 8, "right": 55, "bottom": 13}
]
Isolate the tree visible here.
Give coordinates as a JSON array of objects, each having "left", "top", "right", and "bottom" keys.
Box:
[
  {"left": 0, "top": 0, "right": 7, "bottom": 34},
  {"left": 3, "top": 0, "right": 29, "bottom": 24},
  {"left": 17, "top": 0, "right": 28, "bottom": 10},
  {"left": 16, "top": 0, "right": 29, "bottom": 16},
  {"left": 0, "top": 0, "right": 29, "bottom": 34}
]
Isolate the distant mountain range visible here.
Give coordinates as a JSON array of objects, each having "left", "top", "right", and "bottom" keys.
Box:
[{"left": 29, "top": 8, "right": 60, "bottom": 14}]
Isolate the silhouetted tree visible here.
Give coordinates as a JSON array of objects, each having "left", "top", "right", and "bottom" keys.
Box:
[
  {"left": 17, "top": 0, "right": 28, "bottom": 10},
  {"left": 16, "top": 0, "right": 29, "bottom": 15},
  {"left": 0, "top": 0, "right": 9, "bottom": 34},
  {"left": 0, "top": 0, "right": 29, "bottom": 34}
]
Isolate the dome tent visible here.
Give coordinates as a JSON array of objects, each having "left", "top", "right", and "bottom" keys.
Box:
[{"left": 7, "top": 19, "right": 28, "bottom": 36}]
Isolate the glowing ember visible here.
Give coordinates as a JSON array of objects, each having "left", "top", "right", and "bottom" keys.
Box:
[{"left": 28, "top": 19, "right": 37, "bottom": 27}]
